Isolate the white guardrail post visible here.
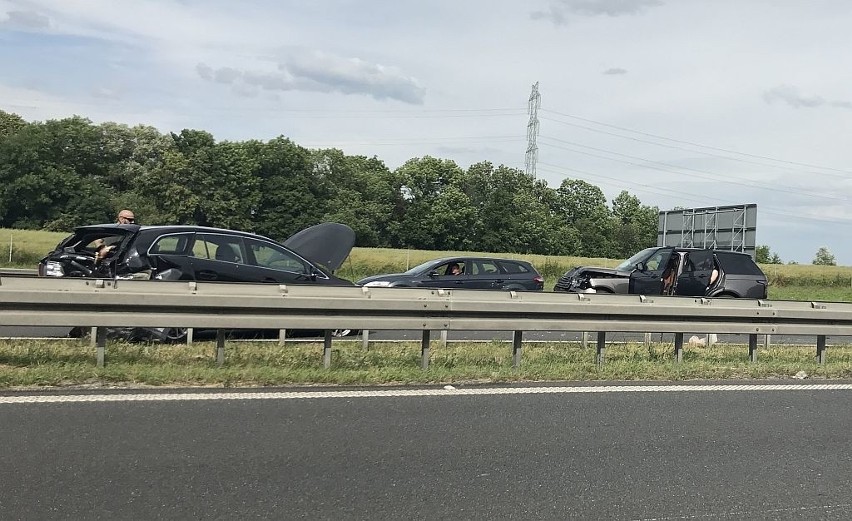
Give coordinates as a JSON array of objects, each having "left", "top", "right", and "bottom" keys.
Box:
[{"left": 2, "top": 276, "right": 852, "bottom": 368}]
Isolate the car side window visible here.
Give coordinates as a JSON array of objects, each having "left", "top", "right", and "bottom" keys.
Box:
[
  {"left": 645, "top": 251, "right": 668, "bottom": 271},
  {"left": 245, "top": 238, "right": 307, "bottom": 272},
  {"left": 476, "top": 260, "right": 500, "bottom": 275},
  {"left": 192, "top": 237, "right": 212, "bottom": 259},
  {"left": 197, "top": 234, "right": 246, "bottom": 264},
  {"left": 149, "top": 233, "right": 192, "bottom": 255},
  {"left": 499, "top": 261, "right": 529, "bottom": 274},
  {"left": 437, "top": 262, "right": 466, "bottom": 276},
  {"left": 682, "top": 250, "right": 714, "bottom": 272}
]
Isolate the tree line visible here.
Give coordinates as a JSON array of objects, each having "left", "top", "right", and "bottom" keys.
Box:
[{"left": 0, "top": 109, "right": 659, "bottom": 258}]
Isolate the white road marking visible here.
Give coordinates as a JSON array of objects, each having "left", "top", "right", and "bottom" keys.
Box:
[{"left": 2, "top": 383, "right": 852, "bottom": 404}]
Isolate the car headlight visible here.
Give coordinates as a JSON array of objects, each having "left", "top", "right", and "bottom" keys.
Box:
[
  {"left": 44, "top": 261, "right": 65, "bottom": 277},
  {"left": 363, "top": 280, "right": 392, "bottom": 287}
]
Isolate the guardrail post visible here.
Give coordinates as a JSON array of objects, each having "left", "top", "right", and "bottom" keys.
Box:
[
  {"left": 323, "top": 330, "right": 333, "bottom": 369},
  {"left": 582, "top": 332, "right": 589, "bottom": 349},
  {"left": 644, "top": 333, "right": 652, "bottom": 350},
  {"left": 512, "top": 330, "right": 523, "bottom": 369},
  {"left": 187, "top": 328, "right": 194, "bottom": 345},
  {"left": 763, "top": 334, "right": 772, "bottom": 348},
  {"left": 361, "top": 329, "right": 370, "bottom": 350},
  {"left": 89, "top": 326, "right": 97, "bottom": 348},
  {"left": 278, "top": 329, "right": 286, "bottom": 346},
  {"left": 816, "top": 335, "right": 827, "bottom": 364},
  {"left": 674, "top": 333, "right": 684, "bottom": 363},
  {"left": 596, "top": 332, "right": 606, "bottom": 366},
  {"left": 216, "top": 329, "right": 226, "bottom": 366},
  {"left": 748, "top": 334, "right": 758, "bottom": 363},
  {"left": 95, "top": 327, "right": 106, "bottom": 368},
  {"left": 440, "top": 329, "right": 448, "bottom": 348},
  {"left": 421, "top": 331, "right": 431, "bottom": 370}
]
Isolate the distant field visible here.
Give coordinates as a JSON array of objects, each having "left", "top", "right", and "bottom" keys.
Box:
[{"left": 3, "top": 227, "right": 852, "bottom": 301}]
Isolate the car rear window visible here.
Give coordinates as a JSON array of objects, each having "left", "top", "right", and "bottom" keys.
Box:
[
  {"left": 715, "top": 252, "right": 765, "bottom": 276},
  {"left": 66, "top": 230, "right": 132, "bottom": 253}
]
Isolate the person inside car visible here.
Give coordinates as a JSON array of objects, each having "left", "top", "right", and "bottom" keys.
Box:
[
  {"left": 95, "top": 209, "right": 136, "bottom": 262},
  {"left": 447, "top": 262, "right": 462, "bottom": 276}
]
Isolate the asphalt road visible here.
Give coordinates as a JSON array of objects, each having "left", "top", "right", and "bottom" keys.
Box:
[{"left": 2, "top": 383, "right": 852, "bottom": 520}]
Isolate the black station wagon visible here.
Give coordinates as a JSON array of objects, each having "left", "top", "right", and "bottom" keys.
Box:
[
  {"left": 38, "top": 223, "right": 357, "bottom": 340},
  {"left": 38, "top": 223, "right": 355, "bottom": 285},
  {"left": 357, "top": 256, "right": 544, "bottom": 291}
]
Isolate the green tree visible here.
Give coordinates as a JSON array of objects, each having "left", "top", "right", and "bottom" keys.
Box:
[
  {"left": 755, "top": 245, "right": 771, "bottom": 264},
  {"left": 555, "top": 178, "right": 611, "bottom": 256},
  {"left": 0, "top": 110, "right": 27, "bottom": 138},
  {"left": 0, "top": 117, "right": 112, "bottom": 229},
  {"left": 755, "top": 245, "right": 782, "bottom": 264},
  {"left": 609, "top": 190, "right": 658, "bottom": 258},
  {"left": 313, "top": 149, "right": 401, "bottom": 247},
  {"left": 391, "top": 156, "right": 470, "bottom": 250},
  {"left": 252, "top": 137, "right": 327, "bottom": 240},
  {"left": 812, "top": 247, "right": 836, "bottom": 266}
]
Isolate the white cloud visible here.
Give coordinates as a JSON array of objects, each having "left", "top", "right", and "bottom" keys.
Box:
[
  {"left": 763, "top": 85, "right": 852, "bottom": 110},
  {"left": 196, "top": 50, "right": 425, "bottom": 104},
  {"left": 531, "top": 0, "right": 664, "bottom": 24},
  {"left": 1, "top": 9, "right": 50, "bottom": 29}
]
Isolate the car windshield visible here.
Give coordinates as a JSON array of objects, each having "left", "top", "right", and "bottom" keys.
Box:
[
  {"left": 403, "top": 260, "right": 442, "bottom": 275},
  {"left": 615, "top": 247, "right": 659, "bottom": 271}
]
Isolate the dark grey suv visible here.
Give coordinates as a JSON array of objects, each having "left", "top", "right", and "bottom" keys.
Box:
[{"left": 554, "top": 247, "right": 768, "bottom": 298}]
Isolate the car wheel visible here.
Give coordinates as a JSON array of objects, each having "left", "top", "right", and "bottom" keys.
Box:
[
  {"left": 163, "top": 327, "right": 189, "bottom": 342},
  {"left": 331, "top": 329, "right": 352, "bottom": 337}
]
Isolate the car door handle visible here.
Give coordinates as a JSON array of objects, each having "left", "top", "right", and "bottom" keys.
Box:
[
  {"left": 494, "top": 279, "right": 505, "bottom": 283},
  {"left": 455, "top": 280, "right": 464, "bottom": 284},
  {"left": 197, "top": 270, "right": 218, "bottom": 280}
]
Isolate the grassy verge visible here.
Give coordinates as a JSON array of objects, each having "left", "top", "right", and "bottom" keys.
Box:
[{"left": 2, "top": 338, "right": 851, "bottom": 389}]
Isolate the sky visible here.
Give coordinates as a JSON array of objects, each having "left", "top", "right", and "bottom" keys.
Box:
[{"left": 1, "top": 0, "right": 852, "bottom": 265}]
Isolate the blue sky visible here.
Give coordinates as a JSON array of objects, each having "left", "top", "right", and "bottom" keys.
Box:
[{"left": 2, "top": 0, "right": 852, "bottom": 264}]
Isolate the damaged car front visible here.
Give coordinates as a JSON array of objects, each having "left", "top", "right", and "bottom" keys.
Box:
[{"left": 553, "top": 247, "right": 659, "bottom": 294}]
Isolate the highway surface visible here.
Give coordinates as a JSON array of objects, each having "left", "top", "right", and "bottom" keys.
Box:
[{"left": 2, "top": 383, "right": 852, "bottom": 520}]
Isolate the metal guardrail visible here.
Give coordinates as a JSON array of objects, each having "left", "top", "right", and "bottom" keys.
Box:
[
  {"left": 0, "top": 268, "right": 37, "bottom": 277},
  {"left": 0, "top": 275, "right": 847, "bottom": 368}
]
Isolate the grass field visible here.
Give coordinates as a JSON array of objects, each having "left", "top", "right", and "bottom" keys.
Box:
[{"left": 1, "top": 338, "right": 851, "bottom": 389}]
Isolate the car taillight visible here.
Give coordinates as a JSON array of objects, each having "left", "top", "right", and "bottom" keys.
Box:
[{"left": 534, "top": 276, "right": 544, "bottom": 283}]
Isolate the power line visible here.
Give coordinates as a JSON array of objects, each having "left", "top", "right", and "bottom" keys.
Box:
[
  {"left": 537, "top": 163, "right": 852, "bottom": 227},
  {"left": 537, "top": 137, "right": 850, "bottom": 203},
  {"left": 539, "top": 115, "right": 851, "bottom": 181},
  {"left": 539, "top": 108, "right": 852, "bottom": 176}
]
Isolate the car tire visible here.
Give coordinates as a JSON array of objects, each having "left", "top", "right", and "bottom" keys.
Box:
[{"left": 163, "top": 327, "right": 189, "bottom": 343}]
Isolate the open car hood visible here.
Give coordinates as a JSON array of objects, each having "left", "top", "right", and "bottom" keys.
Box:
[{"left": 283, "top": 222, "right": 355, "bottom": 272}]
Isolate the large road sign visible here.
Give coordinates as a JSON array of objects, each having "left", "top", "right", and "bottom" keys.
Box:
[{"left": 658, "top": 204, "right": 757, "bottom": 258}]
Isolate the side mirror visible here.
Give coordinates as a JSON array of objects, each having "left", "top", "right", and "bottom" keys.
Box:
[
  {"left": 636, "top": 262, "right": 647, "bottom": 272},
  {"left": 427, "top": 270, "right": 439, "bottom": 278}
]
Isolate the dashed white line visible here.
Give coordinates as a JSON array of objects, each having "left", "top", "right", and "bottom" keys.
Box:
[{"left": 2, "top": 383, "right": 852, "bottom": 404}]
